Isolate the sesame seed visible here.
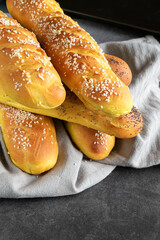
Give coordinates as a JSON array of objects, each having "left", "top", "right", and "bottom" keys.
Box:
[
  {"left": 11, "top": 0, "right": 122, "bottom": 108},
  {"left": 93, "top": 130, "right": 108, "bottom": 146},
  {"left": 0, "top": 104, "right": 54, "bottom": 151}
]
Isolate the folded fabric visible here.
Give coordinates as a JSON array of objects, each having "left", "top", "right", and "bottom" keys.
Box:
[
  {"left": 100, "top": 35, "right": 160, "bottom": 168},
  {"left": 0, "top": 35, "right": 159, "bottom": 198}
]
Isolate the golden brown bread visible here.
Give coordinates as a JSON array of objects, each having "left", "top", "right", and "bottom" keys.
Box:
[
  {"left": 0, "top": 7, "right": 141, "bottom": 169},
  {"left": 64, "top": 54, "right": 132, "bottom": 159},
  {"left": 6, "top": 88, "right": 142, "bottom": 139},
  {"left": 105, "top": 54, "right": 132, "bottom": 87},
  {"left": 0, "top": 103, "right": 58, "bottom": 174},
  {"left": 0, "top": 46, "right": 142, "bottom": 139},
  {"left": 65, "top": 122, "right": 115, "bottom": 160},
  {"left": 0, "top": 11, "right": 66, "bottom": 111},
  {"left": 7, "top": 0, "right": 133, "bottom": 117},
  {"left": 0, "top": 15, "right": 141, "bottom": 140},
  {"left": 0, "top": 68, "right": 142, "bottom": 139},
  {"left": 0, "top": 12, "right": 141, "bottom": 140},
  {"left": 0, "top": 50, "right": 134, "bottom": 166}
]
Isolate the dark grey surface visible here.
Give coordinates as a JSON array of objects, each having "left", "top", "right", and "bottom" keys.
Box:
[
  {"left": 0, "top": 3, "right": 160, "bottom": 240},
  {"left": 0, "top": 166, "right": 160, "bottom": 240},
  {"left": 59, "top": 0, "right": 160, "bottom": 34}
]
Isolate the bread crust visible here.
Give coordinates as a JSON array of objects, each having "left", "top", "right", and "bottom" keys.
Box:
[
  {"left": 105, "top": 54, "right": 132, "bottom": 87},
  {"left": 0, "top": 13, "right": 141, "bottom": 140},
  {"left": 0, "top": 5, "right": 142, "bottom": 168},
  {"left": 0, "top": 103, "right": 58, "bottom": 174},
  {"left": 2, "top": 87, "right": 141, "bottom": 139},
  {"left": 0, "top": 11, "right": 66, "bottom": 110},
  {"left": 65, "top": 122, "right": 115, "bottom": 160},
  {"left": 64, "top": 54, "right": 132, "bottom": 159},
  {"left": 7, "top": 0, "right": 133, "bottom": 117}
]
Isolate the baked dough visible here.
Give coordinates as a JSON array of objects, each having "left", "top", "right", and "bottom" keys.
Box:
[
  {"left": 65, "top": 122, "right": 115, "bottom": 160},
  {"left": 7, "top": 0, "right": 133, "bottom": 117},
  {"left": 0, "top": 11, "right": 66, "bottom": 111},
  {"left": 0, "top": 103, "right": 58, "bottom": 174}
]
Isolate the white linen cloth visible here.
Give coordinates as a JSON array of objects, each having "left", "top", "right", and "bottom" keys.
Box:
[{"left": 0, "top": 35, "right": 160, "bottom": 198}]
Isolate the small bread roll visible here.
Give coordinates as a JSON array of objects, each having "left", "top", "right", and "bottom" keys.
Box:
[
  {"left": 65, "top": 122, "right": 115, "bottom": 160},
  {"left": 105, "top": 54, "right": 132, "bottom": 86},
  {"left": 0, "top": 104, "right": 58, "bottom": 174}
]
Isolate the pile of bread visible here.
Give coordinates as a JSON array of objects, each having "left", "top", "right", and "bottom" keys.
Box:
[{"left": 0, "top": 0, "right": 143, "bottom": 174}]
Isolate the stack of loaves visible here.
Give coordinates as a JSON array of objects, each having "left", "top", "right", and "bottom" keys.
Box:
[{"left": 0, "top": 0, "right": 143, "bottom": 174}]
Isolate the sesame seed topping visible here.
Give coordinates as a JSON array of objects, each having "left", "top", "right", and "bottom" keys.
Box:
[
  {"left": 0, "top": 17, "right": 19, "bottom": 27},
  {"left": 11, "top": 0, "right": 124, "bottom": 111},
  {"left": 0, "top": 104, "right": 55, "bottom": 150},
  {"left": 94, "top": 130, "right": 108, "bottom": 146}
]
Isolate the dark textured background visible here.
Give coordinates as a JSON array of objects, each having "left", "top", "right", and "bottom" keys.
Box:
[
  {"left": 0, "top": 166, "right": 160, "bottom": 239},
  {"left": 0, "top": 1, "right": 160, "bottom": 239},
  {"left": 58, "top": 0, "right": 160, "bottom": 33}
]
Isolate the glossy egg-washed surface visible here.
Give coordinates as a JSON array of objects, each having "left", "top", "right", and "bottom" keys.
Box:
[
  {"left": 8, "top": 87, "right": 142, "bottom": 139},
  {"left": 0, "top": 103, "right": 58, "bottom": 174},
  {"left": 7, "top": 0, "right": 133, "bottom": 117},
  {"left": 0, "top": 11, "right": 66, "bottom": 110},
  {"left": 0, "top": 11, "right": 142, "bottom": 139},
  {"left": 65, "top": 122, "right": 115, "bottom": 160}
]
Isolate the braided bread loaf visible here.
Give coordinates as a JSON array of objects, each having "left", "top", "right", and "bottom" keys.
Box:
[
  {"left": 0, "top": 11, "right": 66, "bottom": 111},
  {"left": 7, "top": 0, "right": 133, "bottom": 117}
]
